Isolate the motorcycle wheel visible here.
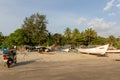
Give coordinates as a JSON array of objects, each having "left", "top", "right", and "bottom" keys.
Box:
[{"left": 7, "top": 61, "right": 11, "bottom": 68}]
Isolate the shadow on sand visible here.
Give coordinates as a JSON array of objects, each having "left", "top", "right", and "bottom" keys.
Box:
[
  {"left": 115, "top": 59, "right": 120, "bottom": 61},
  {"left": 11, "top": 60, "right": 36, "bottom": 68}
]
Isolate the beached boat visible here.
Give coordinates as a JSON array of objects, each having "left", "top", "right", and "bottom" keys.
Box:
[
  {"left": 106, "top": 50, "right": 120, "bottom": 53},
  {"left": 77, "top": 44, "right": 109, "bottom": 55}
]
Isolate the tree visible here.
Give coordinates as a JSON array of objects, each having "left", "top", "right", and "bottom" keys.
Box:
[
  {"left": 0, "top": 32, "right": 4, "bottom": 46},
  {"left": 82, "top": 28, "right": 97, "bottom": 46},
  {"left": 6, "top": 28, "right": 29, "bottom": 46},
  {"left": 115, "top": 36, "right": 120, "bottom": 49},
  {"left": 64, "top": 27, "right": 72, "bottom": 44},
  {"left": 45, "top": 32, "right": 54, "bottom": 46},
  {"left": 5, "top": 33, "right": 15, "bottom": 46},
  {"left": 107, "top": 35, "right": 116, "bottom": 46},
  {"left": 92, "top": 36, "right": 107, "bottom": 45},
  {"left": 71, "top": 28, "right": 81, "bottom": 46},
  {"left": 22, "top": 13, "right": 48, "bottom": 45},
  {"left": 53, "top": 33, "right": 63, "bottom": 45}
]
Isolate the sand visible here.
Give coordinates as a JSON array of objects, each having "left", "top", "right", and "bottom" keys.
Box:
[{"left": 0, "top": 51, "right": 120, "bottom": 80}]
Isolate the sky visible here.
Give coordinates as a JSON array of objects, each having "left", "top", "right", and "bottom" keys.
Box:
[{"left": 0, "top": 0, "right": 120, "bottom": 37}]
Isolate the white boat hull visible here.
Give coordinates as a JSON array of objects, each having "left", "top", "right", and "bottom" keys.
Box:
[
  {"left": 63, "top": 48, "right": 69, "bottom": 52},
  {"left": 77, "top": 44, "right": 109, "bottom": 55}
]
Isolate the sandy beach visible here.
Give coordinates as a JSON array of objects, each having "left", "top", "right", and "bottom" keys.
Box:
[{"left": 0, "top": 51, "right": 120, "bottom": 80}]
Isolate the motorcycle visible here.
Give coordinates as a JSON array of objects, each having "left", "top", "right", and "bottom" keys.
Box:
[{"left": 3, "top": 50, "right": 17, "bottom": 68}]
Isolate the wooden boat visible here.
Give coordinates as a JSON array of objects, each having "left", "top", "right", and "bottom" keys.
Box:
[{"left": 77, "top": 44, "right": 109, "bottom": 55}]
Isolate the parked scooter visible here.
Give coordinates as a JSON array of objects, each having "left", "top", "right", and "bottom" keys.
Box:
[{"left": 3, "top": 49, "right": 17, "bottom": 68}]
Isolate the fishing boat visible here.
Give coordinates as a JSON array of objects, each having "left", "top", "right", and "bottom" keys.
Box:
[{"left": 77, "top": 44, "right": 109, "bottom": 55}]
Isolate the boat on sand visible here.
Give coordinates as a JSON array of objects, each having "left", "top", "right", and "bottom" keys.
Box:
[{"left": 77, "top": 44, "right": 109, "bottom": 55}]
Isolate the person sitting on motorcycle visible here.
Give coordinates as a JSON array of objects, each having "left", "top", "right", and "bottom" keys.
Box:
[{"left": 9, "top": 49, "right": 17, "bottom": 63}]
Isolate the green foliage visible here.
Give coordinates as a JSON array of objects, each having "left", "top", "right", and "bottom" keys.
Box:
[
  {"left": 64, "top": 27, "right": 72, "bottom": 44},
  {"left": 107, "top": 35, "right": 117, "bottom": 46},
  {"left": 44, "top": 32, "right": 54, "bottom": 46},
  {"left": 0, "top": 32, "right": 3, "bottom": 46},
  {"left": 92, "top": 36, "right": 107, "bottom": 45},
  {"left": 22, "top": 13, "right": 48, "bottom": 46},
  {"left": 71, "top": 28, "right": 81, "bottom": 46},
  {"left": 115, "top": 37, "right": 120, "bottom": 49},
  {"left": 81, "top": 28, "right": 97, "bottom": 46},
  {"left": 53, "top": 33, "right": 63, "bottom": 45},
  {"left": 5, "top": 13, "right": 48, "bottom": 46},
  {"left": 6, "top": 28, "right": 29, "bottom": 46}
]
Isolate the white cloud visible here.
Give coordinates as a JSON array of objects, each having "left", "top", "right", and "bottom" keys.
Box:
[
  {"left": 88, "top": 18, "right": 118, "bottom": 37},
  {"left": 100, "top": 26, "right": 120, "bottom": 37},
  {"left": 104, "top": 0, "right": 120, "bottom": 16},
  {"left": 77, "top": 17, "right": 87, "bottom": 25},
  {"left": 103, "top": 0, "right": 115, "bottom": 11},
  {"left": 108, "top": 12, "right": 116, "bottom": 16},
  {"left": 116, "top": 3, "right": 120, "bottom": 8},
  {"left": 88, "top": 18, "right": 116, "bottom": 30}
]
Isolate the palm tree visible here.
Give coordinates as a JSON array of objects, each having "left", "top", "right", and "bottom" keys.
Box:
[
  {"left": 108, "top": 35, "right": 116, "bottom": 47},
  {"left": 64, "top": 27, "right": 72, "bottom": 44},
  {"left": 71, "top": 28, "right": 81, "bottom": 46},
  {"left": 82, "top": 28, "right": 97, "bottom": 45}
]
